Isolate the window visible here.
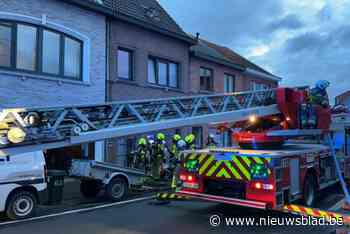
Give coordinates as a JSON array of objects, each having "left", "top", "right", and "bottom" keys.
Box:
[
  {"left": 158, "top": 61, "right": 167, "bottom": 85},
  {"left": 0, "top": 23, "right": 12, "bottom": 67},
  {"left": 224, "top": 74, "right": 235, "bottom": 93},
  {"left": 117, "top": 48, "right": 133, "bottom": 80},
  {"left": 148, "top": 59, "right": 156, "bottom": 84},
  {"left": 147, "top": 57, "right": 179, "bottom": 88},
  {"left": 169, "top": 63, "right": 178, "bottom": 88},
  {"left": 200, "top": 67, "right": 213, "bottom": 91},
  {"left": 64, "top": 37, "right": 82, "bottom": 79},
  {"left": 17, "top": 24, "right": 37, "bottom": 71},
  {"left": 192, "top": 127, "right": 203, "bottom": 148},
  {"left": 43, "top": 30, "right": 60, "bottom": 75},
  {"left": 0, "top": 20, "right": 83, "bottom": 80}
]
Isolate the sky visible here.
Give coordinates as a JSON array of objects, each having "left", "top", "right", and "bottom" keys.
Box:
[{"left": 159, "top": 0, "right": 350, "bottom": 101}]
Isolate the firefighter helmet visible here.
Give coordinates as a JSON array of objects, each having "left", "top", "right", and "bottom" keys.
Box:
[
  {"left": 173, "top": 134, "right": 182, "bottom": 142},
  {"left": 156, "top": 132, "right": 165, "bottom": 141},
  {"left": 138, "top": 137, "right": 147, "bottom": 146},
  {"left": 185, "top": 134, "right": 195, "bottom": 144},
  {"left": 315, "top": 80, "right": 330, "bottom": 90},
  {"left": 177, "top": 139, "right": 186, "bottom": 148}
]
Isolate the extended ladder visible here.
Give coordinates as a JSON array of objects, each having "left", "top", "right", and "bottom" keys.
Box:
[{"left": 0, "top": 89, "right": 279, "bottom": 156}]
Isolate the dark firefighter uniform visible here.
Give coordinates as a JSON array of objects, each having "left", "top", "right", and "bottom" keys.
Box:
[{"left": 152, "top": 133, "right": 166, "bottom": 179}]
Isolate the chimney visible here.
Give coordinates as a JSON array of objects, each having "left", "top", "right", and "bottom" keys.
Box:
[{"left": 196, "top": 32, "right": 200, "bottom": 42}]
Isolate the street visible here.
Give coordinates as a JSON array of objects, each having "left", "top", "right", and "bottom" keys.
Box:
[{"left": 0, "top": 198, "right": 340, "bottom": 234}]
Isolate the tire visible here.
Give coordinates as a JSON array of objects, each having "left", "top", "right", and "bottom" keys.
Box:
[
  {"left": 80, "top": 180, "right": 101, "bottom": 198},
  {"left": 6, "top": 190, "right": 37, "bottom": 220},
  {"left": 105, "top": 177, "right": 128, "bottom": 202},
  {"left": 303, "top": 175, "right": 317, "bottom": 207}
]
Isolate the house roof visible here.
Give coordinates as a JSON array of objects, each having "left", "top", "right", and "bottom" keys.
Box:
[
  {"left": 191, "top": 37, "right": 279, "bottom": 78},
  {"left": 64, "top": 0, "right": 195, "bottom": 44},
  {"left": 335, "top": 91, "right": 350, "bottom": 104}
]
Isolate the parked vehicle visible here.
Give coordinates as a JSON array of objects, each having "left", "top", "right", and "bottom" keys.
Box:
[
  {"left": 69, "top": 160, "right": 145, "bottom": 201},
  {"left": 0, "top": 151, "right": 48, "bottom": 220}
]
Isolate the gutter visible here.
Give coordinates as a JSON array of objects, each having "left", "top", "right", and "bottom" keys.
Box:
[{"left": 243, "top": 68, "right": 282, "bottom": 82}]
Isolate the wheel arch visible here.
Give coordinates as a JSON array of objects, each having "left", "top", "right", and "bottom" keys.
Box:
[
  {"left": 105, "top": 172, "right": 130, "bottom": 187},
  {"left": 5, "top": 186, "right": 39, "bottom": 210}
]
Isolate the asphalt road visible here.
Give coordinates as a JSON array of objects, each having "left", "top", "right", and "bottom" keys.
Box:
[{"left": 0, "top": 199, "right": 341, "bottom": 234}]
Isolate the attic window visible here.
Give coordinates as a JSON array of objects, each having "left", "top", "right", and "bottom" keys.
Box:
[{"left": 143, "top": 6, "right": 161, "bottom": 22}]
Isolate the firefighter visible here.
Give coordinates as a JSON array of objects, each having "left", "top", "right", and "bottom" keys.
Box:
[
  {"left": 136, "top": 137, "right": 148, "bottom": 171},
  {"left": 184, "top": 133, "right": 196, "bottom": 150},
  {"left": 301, "top": 80, "right": 330, "bottom": 128},
  {"left": 170, "top": 134, "right": 183, "bottom": 188},
  {"left": 206, "top": 133, "right": 218, "bottom": 148},
  {"left": 309, "top": 80, "right": 330, "bottom": 108},
  {"left": 152, "top": 132, "right": 166, "bottom": 180}
]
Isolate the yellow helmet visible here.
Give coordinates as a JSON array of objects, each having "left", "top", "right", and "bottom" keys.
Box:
[
  {"left": 185, "top": 134, "right": 195, "bottom": 144},
  {"left": 173, "top": 134, "right": 182, "bottom": 142},
  {"left": 138, "top": 138, "right": 147, "bottom": 146},
  {"left": 156, "top": 132, "right": 165, "bottom": 141}
]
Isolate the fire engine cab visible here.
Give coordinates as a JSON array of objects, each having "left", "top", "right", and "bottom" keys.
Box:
[{"left": 177, "top": 143, "right": 348, "bottom": 209}]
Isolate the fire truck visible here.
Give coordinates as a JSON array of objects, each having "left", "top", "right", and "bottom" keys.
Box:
[
  {"left": 174, "top": 88, "right": 350, "bottom": 221},
  {"left": 0, "top": 87, "right": 349, "bottom": 221}
]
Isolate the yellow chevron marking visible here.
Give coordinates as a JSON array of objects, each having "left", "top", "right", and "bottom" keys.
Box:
[
  {"left": 241, "top": 156, "right": 252, "bottom": 166},
  {"left": 232, "top": 156, "right": 251, "bottom": 180},
  {"left": 199, "top": 156, "right": 214, "bottom": 175},
  {"left": 304, "top": 208, "right": 315, "bottom": 216},
  {"left": 161, "top": 194, "right": 167, "bottom": 199},
  {"left": 253, "top": 157, "right": 264, "bottom": 164},
  {"left": 189, "top": 154, "right": 198, "bottom": 160},
  {"left": 217, "top": 167, "right": 230, "bottom": 178},
  {"left": 290, "top": 205, "right": 301, "bottom": 213},
  {"left": 225, "top": 161, "right": 242, "bottom": 180},
  {"left": 206, "top": 161, "right": 221, "bottom": 177},
  {"left": 170, "top": 194, "right": 175, "bottom": 199},
  {"left": 318, "top": 210, "right": 328, "bottom": 218},
  {"left": 266, "top": 158, "right": 272, "bottom": 162},
  {"left": 199, "top": 154, "right": 207, "bottom": 163}
]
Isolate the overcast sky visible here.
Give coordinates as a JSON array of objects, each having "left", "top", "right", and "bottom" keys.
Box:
[{"left": 159, "top": 0, "right": 350, "bottom": 101}]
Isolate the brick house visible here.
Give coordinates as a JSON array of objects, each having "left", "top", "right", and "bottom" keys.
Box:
[
  {"left": 335, "top": 91, "right": 350, "bottom": 107},
  {"left": 189, "top": 37, "right": 281, "bottom": 147},
  {"left": 0, "top": 0, "right": 109, "bottom": 169},
  {"left": 0, "top": 0, "right": 281, "bottom": 167},
  {"left": 105, "top": 0, "right": 195, "bottom": 165}
]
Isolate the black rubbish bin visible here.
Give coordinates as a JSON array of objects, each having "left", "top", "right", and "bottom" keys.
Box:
[{"left": 47, "top": 170, "right": 66, "bottom": 205}]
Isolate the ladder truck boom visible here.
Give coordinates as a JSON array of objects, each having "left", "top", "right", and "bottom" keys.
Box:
[{"left": 0, "top": 89, "right": 278, "bottom": 156}]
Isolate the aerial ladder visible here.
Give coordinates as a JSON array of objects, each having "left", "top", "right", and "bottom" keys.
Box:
[
  {"left": 1, "top": 87, "right": 349, "bottom": 225},
  {"left": 0, "top": 89, "right": 279, "bottom": 156}
]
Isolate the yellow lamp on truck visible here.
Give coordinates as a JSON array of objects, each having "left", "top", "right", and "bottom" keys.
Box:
[{"left": 7, "top": 127, "right": 26, "bottom": 144}]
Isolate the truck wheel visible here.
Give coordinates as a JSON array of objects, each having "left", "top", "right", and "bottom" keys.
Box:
[
  {"left": 80, "top": 180, "right": 101, "bottom": 198},
  {"left": 303, "top": 175, "right": 317, "bottom": 207},
  {"left": 106, "top": 177, "right": 128, "bottom": 202},
  {"left": 6, "top": 190, "right": 37, "bottom": 220}
]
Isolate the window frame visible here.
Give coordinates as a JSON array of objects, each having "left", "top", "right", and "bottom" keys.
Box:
[
  {"left": 0, "top": 19, "right": 83, "bottom": 81},
  {"left": 117, "top": 47, "right": 133, "bottom": 81},
  {"left": 200, "top": 67, "right": 214, "bottom": 91},
  {"left": 224, "top": 73, "right": 235, "bottom": 93},
  {"left": 147, "top": 56, "right": 180, "bottom": 89}
]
